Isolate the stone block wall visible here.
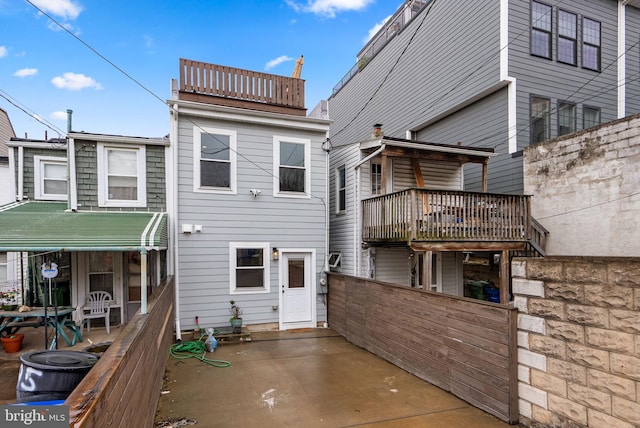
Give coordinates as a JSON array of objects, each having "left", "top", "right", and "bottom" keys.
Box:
[{"left": 514, "top": 256, "right": 640, "bottom": 427}]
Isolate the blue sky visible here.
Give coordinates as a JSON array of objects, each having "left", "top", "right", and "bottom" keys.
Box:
[{"left": 0, "top": 0, "right": 399, "bottom": 140}]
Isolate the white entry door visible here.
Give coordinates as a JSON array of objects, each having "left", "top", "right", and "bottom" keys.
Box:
[{"left": 280, "top": 250, "right": 315, "bottom": 329}]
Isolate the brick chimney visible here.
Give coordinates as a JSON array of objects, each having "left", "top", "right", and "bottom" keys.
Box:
[{"left": 372, "top": 123, "right": 383, "bottom": 138}]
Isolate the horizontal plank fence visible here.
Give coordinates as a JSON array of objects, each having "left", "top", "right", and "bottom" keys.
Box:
[
  {"left": 66, "top": 277, "right": 175, "bottom": 427},
  {"left": 327, "top": 273, "right": 518, "bottom": 424}
]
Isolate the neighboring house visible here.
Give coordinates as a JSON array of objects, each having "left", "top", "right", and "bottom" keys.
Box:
[
  {"left": 328, "top": 124, "right": 542, "bottom": 303},
  {"left": 327, "top": 0, "right": 640, "bottom": 195},
  {"left": 0, "top": 131, "right": 169, "bottom": 327},
  {"left": 524, "top": 112, "right": 640, "bottom": 256},
  {"left": 169, "top": 59, "right": 331, "bottom": 334},
  {"left": 0, "top": 108, "right": 18, "bottom": 304}
]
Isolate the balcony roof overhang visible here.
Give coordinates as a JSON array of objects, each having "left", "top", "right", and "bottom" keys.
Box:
[{"left": 360, "top": 136, "right": 497, "bottom": 164}]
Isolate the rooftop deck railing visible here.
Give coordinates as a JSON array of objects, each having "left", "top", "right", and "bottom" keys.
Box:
[
  {"left": 179, "top": 58, "right": 305, "bottom": 110},
  {"left": 362, "top": 188, "right": 532, "bottom": 243}
]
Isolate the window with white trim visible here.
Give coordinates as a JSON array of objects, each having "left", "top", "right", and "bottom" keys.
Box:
[
  {"left": 194, "top": 126, "right": 237, "bottom": 193},
  {"left": 336, "top": 166, "right": 346, "bottom": 213},
  {"left": 0, "top": 253, "right": 7, "bottom": 287},
  {"left": 274, "top": 136, "right": 310, "bottom": 198},
  {"left": 531, "top": 1, "right": 552, "bottom": 59},
  {"left": 229, "top": 243, "right": 270, "bottom": 294},
  {"left": 34, "top": 156, "right": 67, "bottom": 201},
  {"left": 97, "top": 144, "right": 146, "bottom": 207}
]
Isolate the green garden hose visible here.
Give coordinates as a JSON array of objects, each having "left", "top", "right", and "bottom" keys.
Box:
[{"left": 169, "top": 333, "right": 231, "bottom": 368}]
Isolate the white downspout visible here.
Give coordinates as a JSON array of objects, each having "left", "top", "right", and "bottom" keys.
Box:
[
  {"left": 618, "top": 1, "right": 627, "bottom": 118},
  {"left": 169, "top": 102, "right": 182, "bottom": 340},
  {"left": 17, "top": 146, "right": 23, "bottom": 201},
  {"left": 8, "top": 146, "right": 16, "bottom": 201},
  {"left": 141, "top": 249, "right": 148, "bottom": 314},
  {"left": 68, "top": 137, "right": 78, "bottom": 211}
]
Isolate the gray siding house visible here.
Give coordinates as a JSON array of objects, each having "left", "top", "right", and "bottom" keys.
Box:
[
  {"left": 0, "top": 131, "right": 169, "bottom": 331},
  {"left": 169, "top": 59, "right": 331, "bottom": 334},
  {"left": 327, "top": 0, "right": 640, "bottom": 195}
]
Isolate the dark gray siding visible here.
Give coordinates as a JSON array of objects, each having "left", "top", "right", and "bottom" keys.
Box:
[
  {"left": 328, "top": 1, "right": 502, "bottom": 147},
  {"left": 16, "top": 147, "right": 66, "bottom": 201},
  {"left": 74, "top": 139, "right": 166, "bottom": 211},
  {"left": 625, "top": 6, "right": 640, "bottom": 115},
  {"left": 510, "top": 0, "right": 623, "bottom": 150}
]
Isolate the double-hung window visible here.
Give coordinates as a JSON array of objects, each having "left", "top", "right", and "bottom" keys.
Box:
[
  {"left": 229, "top": 243, "right": 270, "bottom": 294},
  {"left": 531, "top": 1, "right": 552, "bottom": 59},
  {"left": 558, "top": 101, "right": 576, "bottom": 136},
  {"left": 194, "top": 127, "right": 237, "bottom": 194},
  {"left": 336, "top": 166, "right": 346, "bottom": 213},
  {"left": 97, "top": 144, "right": 146, "bottom": 207},
  {"left": 531, "top": 96, "right": 551, "bottom": 144},
  {"left": 34, "top": 156, "right": 67, "bottom": 201},
  {"left": 274, "top": 136, "right": 310, "bottom": 197},
  {"left": 557, "top": 10, "right": 577, "bottom": 65},
  {"left": 583, "top": 106, "right": 601, "bottom": 129},
  {"left": 582, "top": 17, "right": 601, "bottom": 71}
]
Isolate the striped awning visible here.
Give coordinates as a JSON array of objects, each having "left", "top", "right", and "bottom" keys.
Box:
[{"left": 0, "top": 201, "right": 167, "bottom": 252}]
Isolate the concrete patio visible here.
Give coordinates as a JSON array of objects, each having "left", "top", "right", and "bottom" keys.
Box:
[{"left": 155, "top": 329, "right": 514, "bottom": 427}]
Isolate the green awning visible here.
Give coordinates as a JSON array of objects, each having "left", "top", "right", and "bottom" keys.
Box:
[{"left": 0, "top": 201, "right": 168, "bottom": 251}]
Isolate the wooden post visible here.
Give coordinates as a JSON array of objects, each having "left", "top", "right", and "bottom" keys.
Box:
[
  {"left": 424, "top": 251, "right": 432, "bottom": 291},
  {"left": 500, "top": 250, "right": 509, "bottom": 304},
  {"left": 482, "top": 160, "right": 488, "bottom": 192},
  {"left": 381, "top": 153, "right": 388, "bottom": 194}
]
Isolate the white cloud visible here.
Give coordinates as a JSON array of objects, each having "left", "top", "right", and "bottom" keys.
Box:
[
  {"left": 50, "top": 111, "right": 68, "bottom": 121},
  {"left": 51, "top": 72, "right": 103, "bottom": 90},
  {"left": 265, "top": 55, "right": 293, "bottom": 71},
  {"left": 286, "top": 0, "right": 374, "bottom": 18},
  {"left": 364, "top": 15, "right": 391, "bottom": 43},
  {"left": 31, "top": 0, "right": 82, "bottom": 20},
  {"left": 14, "top": 68, "right": 38, "bottom": 78},
  {"left": 144, "top": 35, "right": 154, "bottom": 49},
  {"left": 0, "top": 46, "right": 7, "bottom": 58}
]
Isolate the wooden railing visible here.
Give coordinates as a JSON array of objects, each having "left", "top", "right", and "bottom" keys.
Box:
[
  {"left": 362, "top": 188, "right": 531, "bottom": 242},
  {"left": 179, "top": 58, "right": 305, "bottom": 110}
]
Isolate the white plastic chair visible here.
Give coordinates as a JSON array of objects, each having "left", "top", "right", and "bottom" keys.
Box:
[{"left": 82, "top": 291, "right": 112, "bottom": 334}]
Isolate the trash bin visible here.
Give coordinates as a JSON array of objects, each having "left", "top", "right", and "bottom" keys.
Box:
[
  {"left": 467, "top": 280, "right": 488, "bottom": 300},
  {"left": 16, "top": 350, "right": 98, "bottom": 403},
  {"left": 484, "top": 285, "right": 500, "bottom": 303}
]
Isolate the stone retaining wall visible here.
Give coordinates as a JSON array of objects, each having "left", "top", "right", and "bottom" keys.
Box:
[{"left": 513, "top": 257, "right": 640, "bottom": 427}]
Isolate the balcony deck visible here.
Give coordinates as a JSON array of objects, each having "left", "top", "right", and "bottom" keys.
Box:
[
  {"left": 362, "top": 188, "right": 531, "bottom": 249},
  {"left": 178, "top": 58, "right": 306, "bottom": 116}
]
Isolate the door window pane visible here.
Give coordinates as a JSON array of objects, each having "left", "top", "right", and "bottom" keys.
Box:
[{"left": 288, "top": 259, "right": 305, "bottom": 289}]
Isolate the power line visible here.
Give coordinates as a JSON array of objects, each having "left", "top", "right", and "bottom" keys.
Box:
[
  {"left": 0, "top": 89, "right": 66, "bottom": 137},
  {"left": 537, "top": 191, "right": 640, "bottom": 220}
]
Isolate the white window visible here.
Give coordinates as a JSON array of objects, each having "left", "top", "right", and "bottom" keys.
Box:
[
  {"left": 0, "top": 253, "right": 7, "bottom": 286},
  {"left": 194, "top": 126, "right": 237, "bottom": 194},
  {"left": 34, "top": 156, "right": 67, "bottom": 201},
  {"left": 273, "top": 136, "right": 310, "bottom": 198},
  {"left": 336, "top": 166, "right": 346, "bottom": 213},
  {"left": 229, "top": 243, "right": 270, "bottom": 294},
  {"left": 97, "top": 144, "right": 146, "bottom": 207}
]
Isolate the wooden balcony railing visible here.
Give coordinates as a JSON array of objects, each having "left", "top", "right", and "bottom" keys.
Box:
[
  {"left": 362, "top": 188, "right": 532, "bottom": 243},
  {"left": 179, "top": 58, "right": 306, "bottom": 115}
]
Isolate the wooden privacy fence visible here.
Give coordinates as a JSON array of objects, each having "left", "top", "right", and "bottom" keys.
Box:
[
  {"left": 179, "top": 58, "right": 305, "bottom": 111},
  {"left": 66, "top": 277, "right": 175, "bottom": 427},
  {"left": 327, "top": 273, "right": 518, "bottom": 424}
]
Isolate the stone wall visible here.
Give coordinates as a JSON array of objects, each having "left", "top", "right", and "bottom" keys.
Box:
[
  {"left": 524, "top": 113, "right": 640, "bottom": 257},
  {"left": 513, "top": 256, "right": 640, "bottom": 427}
]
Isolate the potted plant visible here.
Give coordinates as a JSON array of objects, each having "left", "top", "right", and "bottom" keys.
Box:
[
  {"left": 1, "top": 333, "right": 24, "bottom": 353},
  {"left": 229, "top": 300, "right": 243, "bottom": 333}
]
